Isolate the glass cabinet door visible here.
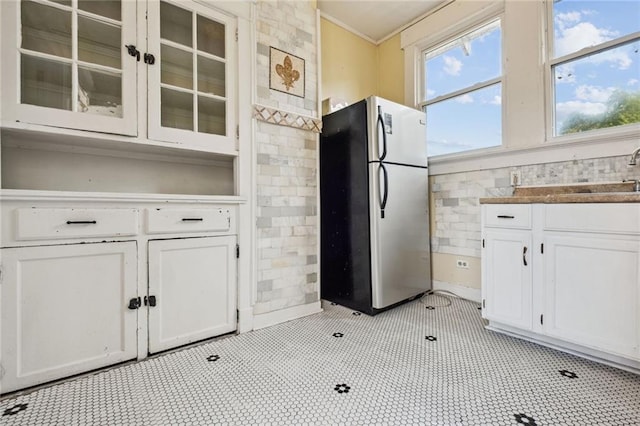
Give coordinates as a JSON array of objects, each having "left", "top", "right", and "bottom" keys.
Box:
[
  {"left": 2, "top": 0, "right": 136, "bottom": 135},
  {"left": 148, "top": 0, "right": 236, "bottom": 153}
]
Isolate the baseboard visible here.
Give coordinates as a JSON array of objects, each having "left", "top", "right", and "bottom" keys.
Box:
[
  {"left": 432, "top": 280, "right": 481, "bottom": 303},
  {"left": 252, "top": 301, "right": 323, "bottom": 330}
]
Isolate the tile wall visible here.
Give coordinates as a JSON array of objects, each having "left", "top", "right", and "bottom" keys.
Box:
[{"left": 253, "top": 0, "right": 319, "bottom": 314}]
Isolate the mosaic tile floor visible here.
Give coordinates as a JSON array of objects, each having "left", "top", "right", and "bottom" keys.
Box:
[{"left": 2, "top": 296, "right": 639, "bottom": 425}]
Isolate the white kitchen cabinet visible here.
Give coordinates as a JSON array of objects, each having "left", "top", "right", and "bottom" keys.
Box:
[
  {"left": 543, "top": 234, "right": 640, "bottom": 360},
  {"left": 147, "top": 0, "right": 236, "bottom": 151},
  {"left": 148, "top": 236, "right": 237, "bottom": 354},
  {"left": 1, "top": 0, "right": 237, "bottom": 154},
  {"left": 0, "top": 0, "right": 137, "bottom": 135},
  {"left": 481, "top": 204, "right": 533, "bottom": 330},
  {"left": 0, "top": 241, "right": 138, "bottom": 393},
  {"left": 481, "top": 202, "right": 640, "bottom": 368},
  {"left": 482, "top": 230, "right": 533, "bottom": 330}
]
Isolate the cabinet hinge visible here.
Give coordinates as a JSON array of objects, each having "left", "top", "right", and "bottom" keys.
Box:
[
  {"left": 128, "top": 297, "right": 141, "bottom": 310},
  {"left": 541, "top": 243, "right": 544, "bottom": 254},
  {"left": 482, "top": 299, "right": 485, "bottom": 309},
  {"left": 540, "top": 314, "right": 544, "bottom": 325},
  {"left": 235, "top": 28, "right": 238, "bottom": 42},
  {"left": 236, "top": 244, "right": 240, "bottom": 259},
  {"left": 236, "top": 125, "right": 239, "bottom": 139},
  {"left": 482, "top": 239, "right": 485, "bottom": 248}
]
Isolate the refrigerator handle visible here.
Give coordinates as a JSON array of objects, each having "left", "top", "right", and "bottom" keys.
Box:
[
  {"left": 377, "top": 105, "right": 387, "bottom": 161},
  {"left": 378, "top": 163, "right": 389, "bottom": 218}
]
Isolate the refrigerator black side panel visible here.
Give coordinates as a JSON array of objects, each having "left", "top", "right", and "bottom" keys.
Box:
[{"left": 320, "top": 100, "right": 373, "bottom": 314}]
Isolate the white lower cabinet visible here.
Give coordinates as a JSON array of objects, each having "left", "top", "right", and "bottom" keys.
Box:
[
  {"left": 483, "top": 230, "right": 532, "bottom": 330},
  {"left": 544, "top": 234, "right": 640, "bottom": 360},
  {"left": 148, "top": 236, "right": 237, "bottom": 353},
  {"left": 1, "top": 242, "right": 138, "bottom": 393},
  {"left": 482, "top": 202, "right": 640, "bottom": 368}
]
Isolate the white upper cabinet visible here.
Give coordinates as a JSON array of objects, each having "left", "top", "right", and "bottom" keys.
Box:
[
  {"left": 1, "top": 0, "right": 238, "bottom": 155},
  {"left": 1, "top": 0, "right": 137, "bottom": 135},
  {"left": 147, "top": 0, "right": 237, "bottom": 154}
]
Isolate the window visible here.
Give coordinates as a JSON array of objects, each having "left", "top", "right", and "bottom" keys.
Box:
[
  {"left": 421, "top": 19, "right": 502, "bottom": 157},
  {"left": 550, "top": 0, "right": 640, "bottom": 137}
]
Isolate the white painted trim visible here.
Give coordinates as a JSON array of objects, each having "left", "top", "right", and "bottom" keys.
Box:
[
  {"left": 0, "top": 189, "right": 247, "bottom": 203},
  {"left": 236, "top": 9, "right": 256, "bottom": 335},
  {"left": 252, "top": 302, "right": 323, "bottom": 331},
  {"left": 319, "top": 11, "right": 377, "bottom": 45},
  {"left": 428, "top": 131, "right": 639, "bottom": 176},
  {"left": 432, "top": 280, "right": 482, "bottom": 303},
  {"left": 487, "top": 322, "right": 640, "bottom": 374},
  {"left": 377, "top": 0, "right": 456, "bottom": 45}
]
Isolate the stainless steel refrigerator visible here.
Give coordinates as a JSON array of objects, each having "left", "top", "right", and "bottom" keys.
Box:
[{"left": 320, "top": 96, "right": 431, "bottom": 315}]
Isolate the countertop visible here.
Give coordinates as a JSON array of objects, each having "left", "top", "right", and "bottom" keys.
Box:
[{"left": 479, "top": 182, "right": 640, "bottom": 204}]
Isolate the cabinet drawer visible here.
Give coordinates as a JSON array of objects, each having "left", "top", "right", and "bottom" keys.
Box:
[
  {"left": 483, "top": 204, "right": 532, "bottom": 229},
  {"left": 544, "top": 204, "right": 640, "bottom": 234},
  {"left": 146, "top": 208, "right": 231, "bottom": 234},
  {"left": 15, "top": 208, "right": 138, "bottom": 241}
]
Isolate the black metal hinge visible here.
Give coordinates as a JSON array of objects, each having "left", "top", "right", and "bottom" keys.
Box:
[
  {"left": 236, "top": 244, "right": 240, "bottom": 259},
  {"left": 235, "top": 28, "right": 238, "bottom": 42},
  {"left": 125, "top": 44, "right": 140, "bottom": 61},
  {"left": 482, "top": 239, "right": 485, "bottom": 248},
  {"left": 128, "top": 297, "right": 141, "bottom": 310},
  {"left": 540, "top": 314, "right": 544, "bottom": 325},
  {"left": 144, "top": 295, "right": 157, "bottom": 307},
  {"left": 482, "top": 299, "right": 485, "bottom": 308},
  {"left": 541, "top": 243, "right": 544, "bottom": 254}
]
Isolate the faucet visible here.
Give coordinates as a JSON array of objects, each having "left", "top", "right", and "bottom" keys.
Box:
[
  {"left": 623, "top": 179, "right": 640, "bottom": 192},
  {"left": 629, "top": 146, "right": 640, "bottom": 166}
]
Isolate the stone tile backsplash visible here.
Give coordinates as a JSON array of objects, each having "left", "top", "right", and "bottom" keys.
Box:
[
  {"left": 253, "top": 0, "right": 319, "bottom": 315},
  {"left": 430, "top": 155, "right": 633, "bottom": 258}
]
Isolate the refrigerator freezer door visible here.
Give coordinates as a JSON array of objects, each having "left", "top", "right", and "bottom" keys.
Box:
[
  {"left": 369, "top": 162, "right": 431, "bottom": 309},
  {"left": 367, "top": 97, "right": 428, "bottom": 166}
]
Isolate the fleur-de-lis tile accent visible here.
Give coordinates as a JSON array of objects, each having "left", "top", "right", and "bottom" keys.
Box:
[{"left": 275, "top": 56, "right": 300, "bottom": 91}]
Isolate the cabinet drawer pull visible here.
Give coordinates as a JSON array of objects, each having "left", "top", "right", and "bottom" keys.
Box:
[
  {"left": 497, "top": 215, "right": 515, "bottom": 219},
  {"left": 66, "top": 220, "right": 97, "bottom": 225},
  {"left": 523, "top": 246, "right": 528, "bottom": 266},
  {"left": 181, "top": 218, "right": 204, "bottom": 222}
]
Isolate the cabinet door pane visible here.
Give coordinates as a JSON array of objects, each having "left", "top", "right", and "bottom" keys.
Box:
[
  {"left": 21, "top": 1, "right": 71, "bottom": 58},
  {"left": 197, "top": 15, "right": 225, "bottom": 58},
  {"left": 78, "top": 0, "right": 121, "bottom": 21},
  {"left": 78, "top": 16, "right": 121, "bottom": 69},
  {"left": 198, "top": 97, "right": 225, "bottom": 135},
  {"left": 162, "top": 88, "right": 193, "bottom": 130},
  {"left": 160, "top": 1, "right": 192, "bottom": 47},
  {"left": 21, "top": 55, "right": 72, "bottom": 110},
  {"left": 161, "top": 45, "right": 193, "bottom": 90},
  {"left": 197, "top": 55, "right": 225, "bottom": 96},
  {"left": 78, "top": 67, "right": 122, "bottom": 117}
]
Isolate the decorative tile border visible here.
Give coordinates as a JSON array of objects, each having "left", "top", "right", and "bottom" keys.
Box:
[{"left": 253, "top": 104, "right": 322, "bottom": 133}]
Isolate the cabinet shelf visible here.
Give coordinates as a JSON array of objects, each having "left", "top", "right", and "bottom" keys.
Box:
[{"left": 1, "top": 123, "right": 238, "bottom": 162}]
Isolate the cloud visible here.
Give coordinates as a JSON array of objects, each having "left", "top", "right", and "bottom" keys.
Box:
[
  {"left": 489, "top": 95, "right": 501, "bottom": 105},
  {"left": 555, "top": 21, "right": 618, "bottom": 57},
  {"left": 555, "top": 11, "right": 581, "bottom": 29},
  {"left": 629, "top": 78, "right": 639, "bottom": 86},
  {"left": 575, "top": 85, "right": 615, "bottom": 103},
  {"left": 426, "top": 89, "right": 436, "bottom": 98},
  {"left": 555, "top": 100, "right": 607, "bottom": 127},
  {"left": 443, "top": 56, "right": 462, "bottom": 76},
  {"left": 456, "top": 94, "right": 474, "bottom": 104}
]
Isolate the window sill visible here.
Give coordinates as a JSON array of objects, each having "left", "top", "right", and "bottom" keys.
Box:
[{"left": 428, "top": 124, "right": 640, "bottom": 176}]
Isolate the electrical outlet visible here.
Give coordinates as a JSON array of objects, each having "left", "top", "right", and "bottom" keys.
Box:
[
  {"left": 456, "top": 259, "right": 469, "bottom": 269},
  {"left": 510, "top": 170, "right": 522, "bottom": 186}
]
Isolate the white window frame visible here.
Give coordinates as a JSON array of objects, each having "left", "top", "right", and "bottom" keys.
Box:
[
  {"left": 543, "top": 0, "right": 640, "bottom": 145},
  {"left": 418, "top": 16, "right": 503, "bottom": 158}
]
